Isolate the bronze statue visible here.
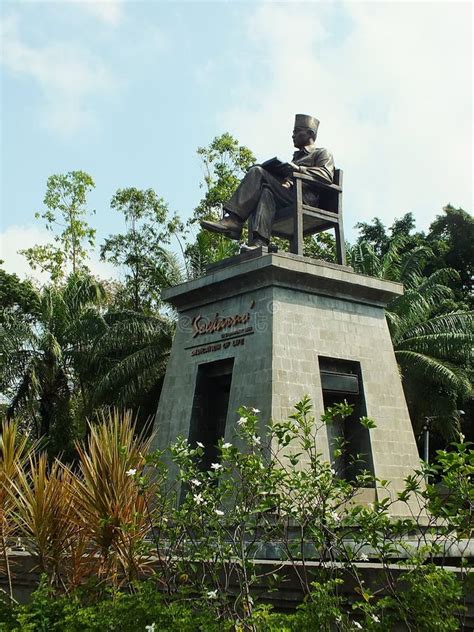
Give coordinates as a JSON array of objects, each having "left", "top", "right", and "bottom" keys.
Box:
[{"left": 200, "top": 114, "right": 335, "bottom": 250}]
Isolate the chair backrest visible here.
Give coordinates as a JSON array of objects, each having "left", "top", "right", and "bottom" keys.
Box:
[{"left": 315, "top": 168, "right": 342, "bottom": 214}]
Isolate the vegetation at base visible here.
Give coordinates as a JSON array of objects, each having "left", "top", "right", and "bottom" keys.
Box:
[
  {"left": 0, "top": 401, "right": 472, "bottom": 630},
  {"left": 0, "top": 569, "right": 465, "bottom": 631}
]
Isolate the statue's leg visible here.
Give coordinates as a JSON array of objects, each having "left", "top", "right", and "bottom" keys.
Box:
[
  {"left": 225, "top": 166, "right": 272, "bottom": 220},
  {"left": 250, "top": 178, "right": 294, "bottom": 243},
  {"left": 202, "top": 166, "right": 293, "bottom": 243}
]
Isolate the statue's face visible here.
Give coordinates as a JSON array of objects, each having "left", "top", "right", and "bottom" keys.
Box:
[{"left": 292, "top": 126, "right": 313, "bottom": 149}]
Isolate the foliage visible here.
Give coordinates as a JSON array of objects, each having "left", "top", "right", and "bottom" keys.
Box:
[
  {"left": 0, "top": 268, "right": 39, "bottom": 324},
  {"left": 8, "top": 454, "right": 79, "bottom": 587},
  {"left": 349, "top": 235, "right": 473, "bottom": 438},
  {"left": 353, "top": 207, "right": 473, "bottom": 309},
  {"left": 193, "top": 133, "right": 256, "bottom": 222},
  {"left": 389, "top": 287, "right": 473, "bottom": 437},
  {"left": 426, "top": 205, "right": 474, "bottom": 308},
  {"left": 71, "top": 409, "right": 156, "bottom": 584},
  {"left": 20, "top": 172, "right": 96, "bottom": 281},
  {"left": 91, "top": 310, "right": 174, "bottom": 414},
  {"left": 100, "top": 188, "right": 183, "bottom": 312},
  {"left": 184, "top": 133, "right": 256, "bottom": 272},
  {"left": 0, "top": 273, "right": 108, "bottom": 457},
  {"left": 0, "top": 401, "right": 472, "bottom": 630},
  {"left": 0, "top": 578, "right": 226, "bottom": 632},
  {"left": 0, "top": 420, "right": 32, "bottom": 600},
  {"left": 425, "top": 438, "right": 474, "bottom": 536}
]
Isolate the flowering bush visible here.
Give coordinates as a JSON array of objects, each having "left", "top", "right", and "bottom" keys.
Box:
[{"left": 1, "top": 399, "right": 472, "bottom": 630}]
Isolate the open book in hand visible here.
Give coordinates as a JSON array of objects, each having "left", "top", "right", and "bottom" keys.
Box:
[{"left": 260, "top": 157, "right": 296, "bottom": 178}]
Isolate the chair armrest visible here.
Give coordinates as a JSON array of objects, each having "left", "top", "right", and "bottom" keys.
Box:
[{"left": 292, "top": 171, "right": 342, "bottom": 193}]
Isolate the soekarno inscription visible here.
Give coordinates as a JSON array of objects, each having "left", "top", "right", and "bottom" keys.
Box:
[
  {"left": 187, "top": 308, "right": 256, "bottom": 357},
  {"left": 192, "top": 312, "right": 251, "bottom": 337}
]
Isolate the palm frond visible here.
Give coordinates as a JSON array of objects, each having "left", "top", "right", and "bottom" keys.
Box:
[
  {"left": 348, "top": 242, "right": 381, "bottom": 277},
  {"left": 396, "top": 350, "right": 472, "bottom": 399},
  {"left": 379, "top": 235, "right": 409, "bottom": 281},
  {"left": 397, "top": 332, "right": 473, "bottom": 363},
  {"left": 402, "top": 311, "right": 474, "bottom": 339},
  {"left": 398, "top": 245, "right": 431, "bottom": 288}
]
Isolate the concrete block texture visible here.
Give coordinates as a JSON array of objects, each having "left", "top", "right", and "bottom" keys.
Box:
[{"left": 152, "top": 253, "right": 421, "bottom": 515}]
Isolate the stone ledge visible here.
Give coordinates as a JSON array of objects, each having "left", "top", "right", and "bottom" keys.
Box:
[{"left": 163, "top": 252, "right": 403, "bottom": 312}]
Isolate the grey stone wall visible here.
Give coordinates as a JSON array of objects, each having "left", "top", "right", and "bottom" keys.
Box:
[{"left": 270, "top": 286, "right": 421, "bottom": 515}]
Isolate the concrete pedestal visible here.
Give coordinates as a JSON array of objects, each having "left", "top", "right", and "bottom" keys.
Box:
[{"left": 152, "top": 251, "right": 422, "bottom": 515}]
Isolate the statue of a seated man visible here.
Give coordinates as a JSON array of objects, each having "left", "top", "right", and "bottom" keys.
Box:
[{"left": 200, "top": 114, "right": 335, "bottom": 250}]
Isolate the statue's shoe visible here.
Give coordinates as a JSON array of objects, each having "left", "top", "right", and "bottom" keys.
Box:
[
  {"left": 200, "top": 216, "right": 242, "bottom": 240},
  {"left": 240, "top": 237, "right": 269, "bottom": 252}
]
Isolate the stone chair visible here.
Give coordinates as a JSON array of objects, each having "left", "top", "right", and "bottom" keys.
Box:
[{"left": 269, "top": 168, "right": 345, "bottom": 264}]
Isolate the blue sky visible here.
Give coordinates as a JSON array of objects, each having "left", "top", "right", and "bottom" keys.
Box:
[{"left": 1, "top": 0, "right": 472, "bottom": 282}]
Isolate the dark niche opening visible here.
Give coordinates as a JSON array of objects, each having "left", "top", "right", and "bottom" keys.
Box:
[
  {"left": 188, "top": 358, "right": 234, "bottom": 471},
  {"left": 319, "top": 356, "right": 375, "bottom": 484}
]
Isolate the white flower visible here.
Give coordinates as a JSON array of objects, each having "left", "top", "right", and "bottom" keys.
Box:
[
  {"left": 330, "top": 467, "right": 336, "bottom": 476},
  {"left": 190, "top": 478, "right": 201, "bottom": 487},
  {"left": 459, "top": 432, "right": 465, "bottom": 443},
  {"left": 353, "top": 622, "right": 362, "bottom": 630},
  {"left": 330, "top": 510, "right": 340, "bottom": 522},
  {"left": 371, "top": 614, "right": 380, "bottom": 623},
  {"left": 193, "top": 493, "right": 204, "bottom": 505},
  {"left": 237, "top": 416, "right": 247, "bottom": 426},
  {"left": 222, "top": 442, "right": 232, "bottom": 449},
  {"left": 252, "top": 435, "right": 261, "bottom": 446},
  {"left": 251, "top": 407, "right": 260, "bottom": 414},
  {"left": 211, "top": 462, "right": 222, "bottom": 470},
  {"left": 196, "top": 441, "right": 204, "bottom": 448},
  {"left": 126, "top": 468, "right": 137, "bottom": 477},
  {"left": 145, "top": 624, "right": 156, "bottom": 632},
  {"left": 215, "top": 509, "right": 224, "bottom": 516},
  {"left": 359, "top": 553, "right": 369, "bottom": 562},
  {"left": 207, "top": 589, "right": 218, "bottom": 599}
]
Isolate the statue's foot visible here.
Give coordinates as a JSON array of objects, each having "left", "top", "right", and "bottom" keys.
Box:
[
  {"left": 200, "top": 215, "right": 243, "bottom": 240},
  {"left": 240, "top": 236, "right": 269, "bottom": 252}
]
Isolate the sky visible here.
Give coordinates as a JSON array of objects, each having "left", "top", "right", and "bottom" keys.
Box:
[{"left": 1, "top": 0, "right": 472, "bottom": 283}]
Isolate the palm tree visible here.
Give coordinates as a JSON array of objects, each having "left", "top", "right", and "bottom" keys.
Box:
[
  {"left": 1, "top": 273, "right": 107, "bottom": 456},
  {"left": 91, "top": 310, "right": 174, "bottom": 423},
  {"left": 349, "top": 239, "right": 473, "bottom": 437}
]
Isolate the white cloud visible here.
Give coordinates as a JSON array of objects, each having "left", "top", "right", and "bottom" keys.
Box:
[
  {"left": 75, "top": 0, "right": 123, "bottom": 27},
  {"left": 0, "top": 14, "right": 116, "bottom": 137},
  {"left": 0, "top": 225, "right": 117, "bottom": 285},
  {"left": 221, "top": 2, "right": 473, "bottom": 237}
]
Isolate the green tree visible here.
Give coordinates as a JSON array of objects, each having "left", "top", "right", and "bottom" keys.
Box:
[
  {"left": 426, "top": 205, "right": 474, "bottom": 308},
  {"left": 91, "top": 311, "right": 174, "bottom": 429},
  {"left": 354, "top": 213, "right": 421, "bottom": 257},
  {"left": 184, "top": 134, "right": 256, "bottom": 273},
  {"left": 20, "top": 172, "right": 96, "bottom": 281},
  {"left": 100, "top": 188, "right": 183, "bottom": 312},
  {"left": 349, "top": 239, "right": 473, "bottom": 437},
  {"left": 388, "top": 271, "right": 473, "bottom": 438},
  {"left": 1, "top": 273, "right": 107, "bottom": 457},
  {"left": 0, "top": 266, "right": 40, "bottom": 323},
  {"left": 193, "top": 133, "right": 256, "bottom": 222}
]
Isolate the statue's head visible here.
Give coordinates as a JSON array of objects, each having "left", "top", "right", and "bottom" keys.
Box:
[{"left": 292, "top": 114, "right": 320, "bottom": 149}]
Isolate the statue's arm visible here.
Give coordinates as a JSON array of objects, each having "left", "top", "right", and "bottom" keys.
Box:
[{"left": 297, "top": 148, "right": 335, "bottom": 184}]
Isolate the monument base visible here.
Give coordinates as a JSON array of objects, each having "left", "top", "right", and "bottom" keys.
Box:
[{"left": 152, "top": 252, "right": 422, "bottom": 516}]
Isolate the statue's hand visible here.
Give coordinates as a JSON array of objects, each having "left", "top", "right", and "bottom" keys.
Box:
[{"left": 281, "top": 178, "right": 293, "bottom": 189}]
